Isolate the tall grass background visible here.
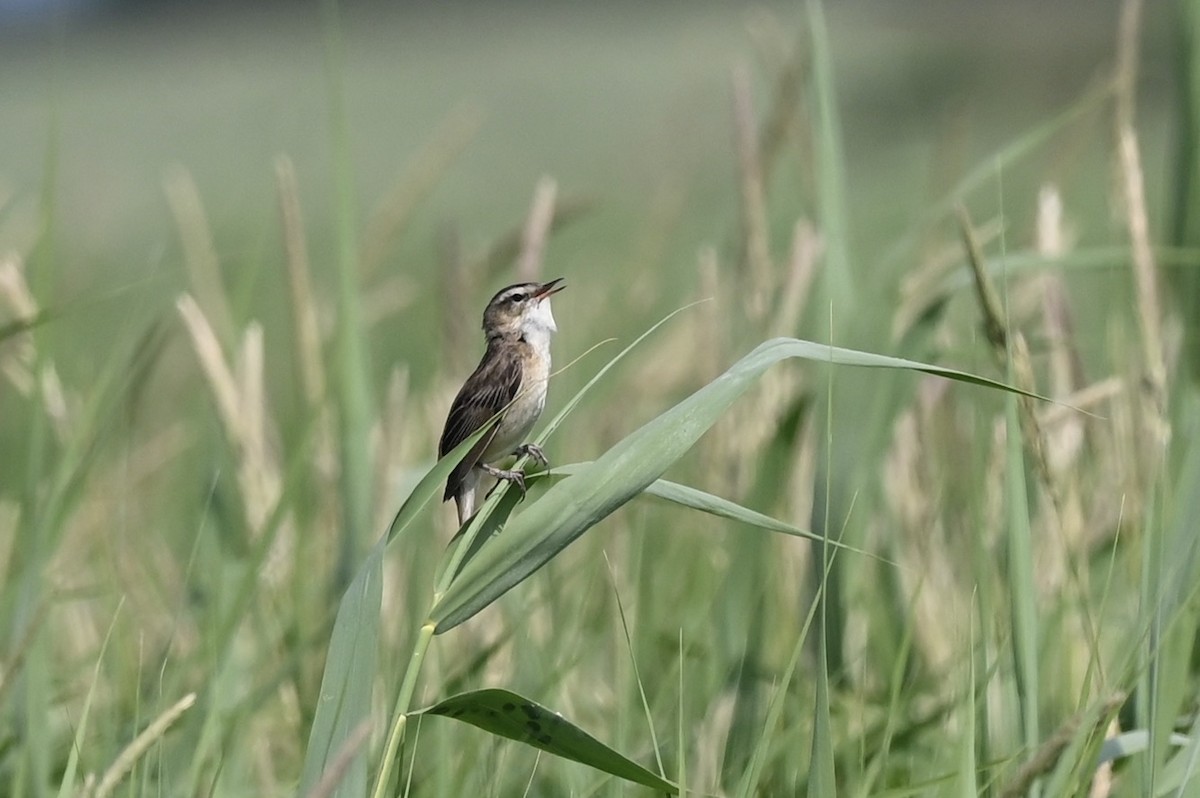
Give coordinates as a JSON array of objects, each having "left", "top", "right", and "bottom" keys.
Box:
[{"left": 1, "top": 0, "right": 1198, "bottom": 795}]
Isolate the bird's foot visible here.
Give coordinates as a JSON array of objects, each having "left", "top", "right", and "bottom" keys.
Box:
[
  {"left": 482, "top": 463, "right": 527, "bottom": 498},
  {"left": 515, "top": 442, "right": 548, "bottom": 467}
]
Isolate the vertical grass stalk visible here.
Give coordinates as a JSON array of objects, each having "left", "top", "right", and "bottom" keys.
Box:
[{"left": 322, "top": 0, "right": 376, "bottom": 587}]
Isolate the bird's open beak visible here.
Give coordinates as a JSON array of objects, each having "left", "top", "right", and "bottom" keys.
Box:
[{"left": 534, "top": 278, "right": 566, "bottom": 301}]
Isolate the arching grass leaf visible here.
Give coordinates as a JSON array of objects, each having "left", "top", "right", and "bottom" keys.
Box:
[{"left": 431, "top": 336, "right": 1049, "bottom": 632}]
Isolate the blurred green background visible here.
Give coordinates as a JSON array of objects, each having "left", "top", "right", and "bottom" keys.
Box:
[
  {"left": 1, "top": 1, "right": 1194, "bottom": 796},
  {"left": 0, "top": 0, "right": 1175, "bottom": 384}
]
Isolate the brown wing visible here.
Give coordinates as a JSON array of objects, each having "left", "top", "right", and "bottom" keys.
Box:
[{"left": 439, "top": 343, "right": 523, "bottom": 501}]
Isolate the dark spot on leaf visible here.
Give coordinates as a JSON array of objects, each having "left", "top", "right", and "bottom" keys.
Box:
[
  {"left": 526, "top": 721, "right": 541, "bottom": 734},
  {"left": 538, "top": 734, "right": 552, "bottom": 745},
  {"left": 521, "top": 704, "right": 538, "bottom": 718},
  {"left": 503, "top": 703, "right": 516, "bottom": 712}
]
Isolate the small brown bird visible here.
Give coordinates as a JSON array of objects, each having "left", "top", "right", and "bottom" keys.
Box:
[{"left": 439, "top": 278, "right": 565, "bottom": 526}]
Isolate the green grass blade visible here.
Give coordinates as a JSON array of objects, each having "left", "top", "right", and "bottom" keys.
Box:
[
  {"left": 415, "top": 689, "right": 677, "bottom": 794},
  {"left": 55, "top": 601, "right": 123, "bottom": 798},
  {"left": 1170, "top": 0, "right": 1200, "bottom": 379},
  {"left": 956, "top": 608, "right": 978, "bottom": 798},
  {"left": 807, "top": 634, "right": 835, "bottom": 796},
  {"left": 545, "top": 463, "right": 871, "bottom": 553},
  {"left": 807, "top": 0, "right": 855, "bottom": 319},
  {"left": 1146, "top": 400, "right": 1200, "bottom": 793},
  {"left": 735, "top": 586, "right": 818, "bottom": 798},
  {"left": 1041, "top": 694, "right": 1125, "bottom": 796},
  {"left": 1004, "top": 396, "right": 1040, "bottom": 790},
  {"left": 322, "top": 0, "right": 375, "bottom": 589},
  {"left": 432, "top": 336, "right": 1045, "bottom": 631},
  {"left": 298, "top": 538, "right": 384, "bottom": 797}
]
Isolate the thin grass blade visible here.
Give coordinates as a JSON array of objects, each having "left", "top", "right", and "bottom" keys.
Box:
[
  {"left": 1004, "top": 396, "right": 1040, "bottom": 792},
  {"left": 807, "top": 0, "right": 855, "bottom": 318},
  {"left": 56, "top": 601, "right": 123, "bottom": 798},
  {"left": 546, "top": 463, "right": 871, "bottom": 555},
  {"left": 734, "top": 588, "right": 817, "bottom": 798}
]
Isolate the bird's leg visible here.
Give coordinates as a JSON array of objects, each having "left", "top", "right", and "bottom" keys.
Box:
[
  {"left": 483, "top": 445, "right": 547, "bottom": 502},
  {"left": 482, "top": 463, "right": 527, "bottom": 498},
  {"left": 514, "top": 443, "right": 548, "bottom": 467}
]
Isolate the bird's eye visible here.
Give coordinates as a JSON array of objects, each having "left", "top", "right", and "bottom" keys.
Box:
[{"left": 508, "top": 293, "right": 525, "bottom": 304}]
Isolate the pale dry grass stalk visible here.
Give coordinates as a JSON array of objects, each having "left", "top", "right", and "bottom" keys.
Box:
[
  {"left": 883, "top": 377, "right": 965, "bottom": 670},
  {"left": 176, "top": 295, "right": 293, "bottom": 581},
  {"left": 377, "top": 366, "right": 418, "bottom": 538},
  {"left": 1035, "top": 185, "right": 1087, "bottom": 432},
  {"left": 0, "top": 253, "right": 72, "bottom": 441},
  {"left": 997, "top": 692, "right": 1125, "bottom": 798},
  {"left": 707, "top": 68, "right": 816, "bottom": 499},
  {"left": 698, "top": 227, "right": 805, "bottom": 499},
  {"left": 697, "top": 245, "right": 724, "bottom": 386},
  {"left": 1032, "top": 185, "right": 1103, "bottom": 694},
  {"left": 75, "top": 425, "right": 197, "bottom": 652},
  {"left": 275, "top": 158, "right": 327, "bottom": 414},
  {"left": 276, "top": 155, "right": 339, "bottom": 485},
  {"left": 958, "top": 205, "right": 1110, "bottom": 712},
  {"left": 1114, "top": 0, "right": 1169, "bottom": 460},
  {"left": 82, "top": 692, "right": 197, "bottom": 798},
  {"left": 772, "top": 219, "right": 821, "bottom": 338},
  {"left": 745, "top": 13, "right": 808, "bottom": 184},
  {"left": 361, "top": 274, "right": 416, "bottom": 330},
  {"left": 164, "top": 167, "right": 237, "bottom": 350},
  {"left": 1039, "top": 378, "right": 1124, "bottom": 428},
  {"left": 891, "top": 217, "right": 1003, "bottom": 342},
  {"left": 692, "top": 691, "right": 735, "bottom": 794},
  {"left": 516, "top": 176, "right": 558, "bottom": 283},
  {"left": 360, "top": 104, "right": 484, "bottom": 279},
  {"left": 1089, "top": 716, "right": 1121, "bottom": 798},
  {"left": 957, "top": 206, "right": 1061, "bottom": 523},
  {"left": 732, "top": 63, "right": 773, "bottom": 321}
]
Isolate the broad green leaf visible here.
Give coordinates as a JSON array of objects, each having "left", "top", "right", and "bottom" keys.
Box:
[
  {"left": 431, "top": 336, "right": 1048, "bottom": 631},
  {"left": 298, "top": 421, "right": 495, "bottom": 796},
  {"left": 297, "top": 538, "right": 383, "bottom": 797},
  {"left": 416, "top": 688, "right": 677, "bottom": 794}
]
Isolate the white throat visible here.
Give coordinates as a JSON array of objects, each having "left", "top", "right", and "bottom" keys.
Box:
[{"left": 521, "top": 298, "right": 557, "bottom": 356}]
